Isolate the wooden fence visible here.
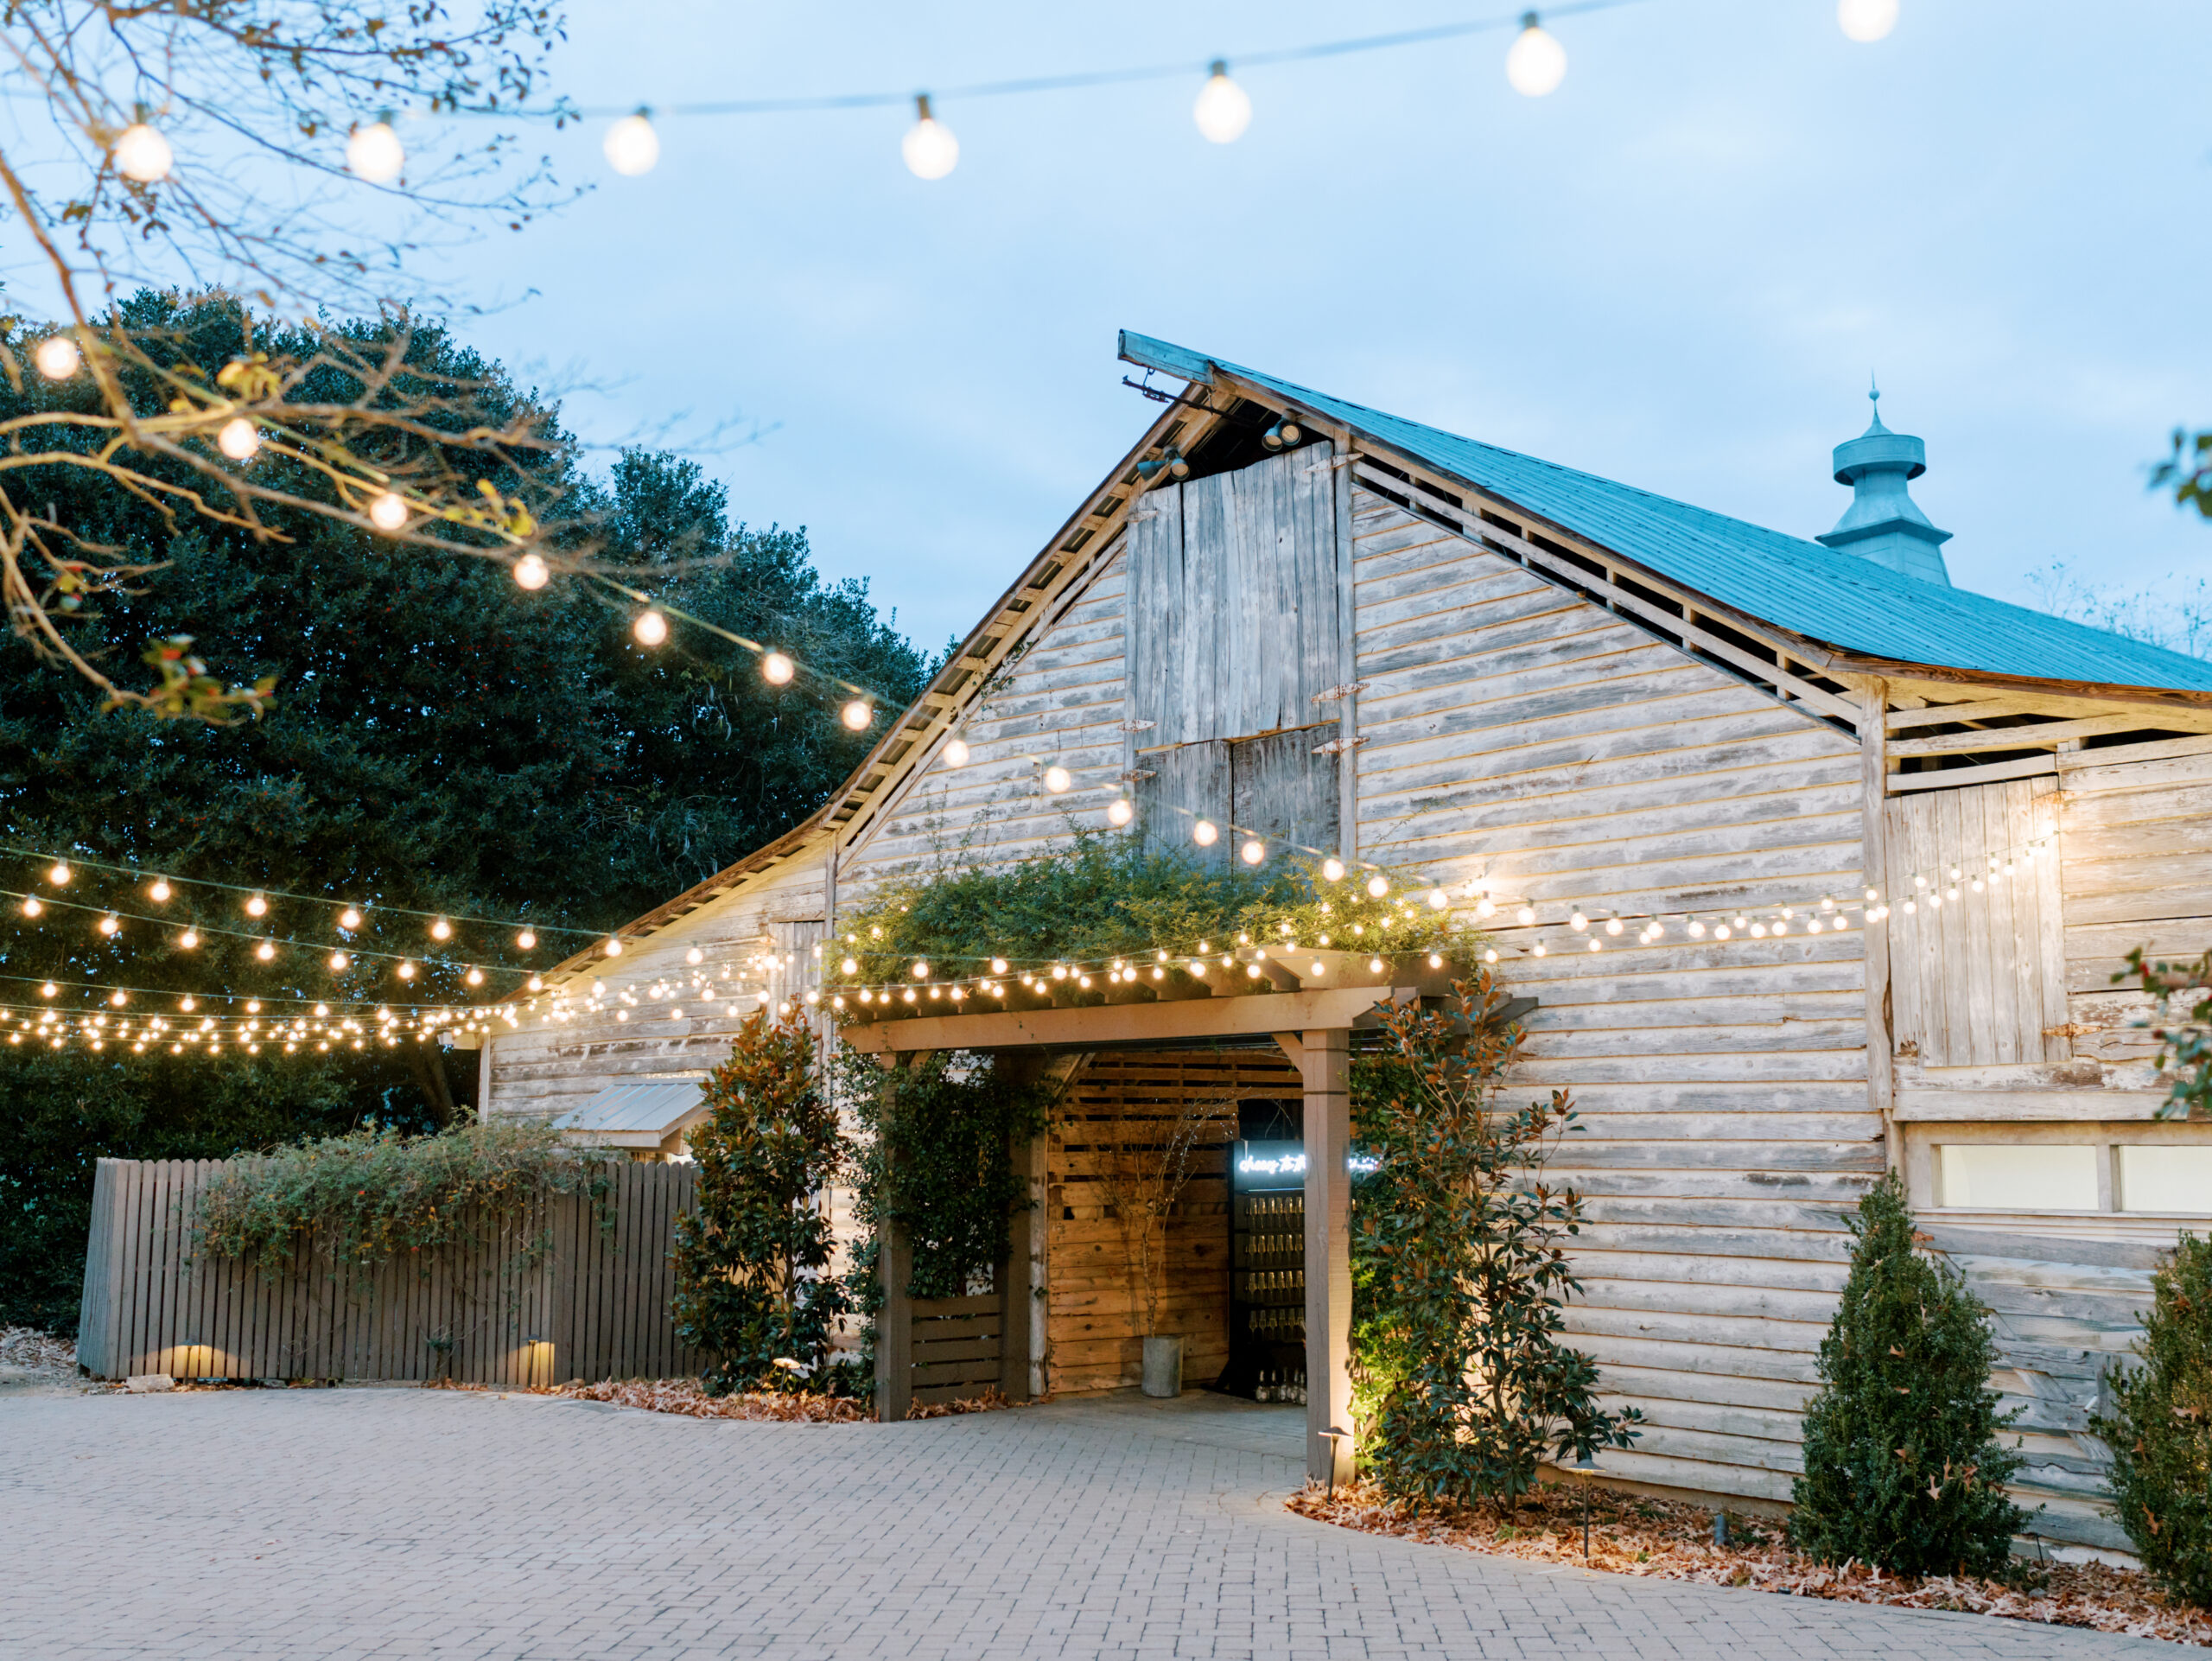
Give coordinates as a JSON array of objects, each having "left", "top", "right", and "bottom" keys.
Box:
[{"left": 75, "top": 1157, "right": 702, "bottom": 1385}]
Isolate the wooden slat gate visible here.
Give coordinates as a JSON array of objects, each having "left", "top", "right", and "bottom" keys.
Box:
[{"left": 75, "top": 1157, "right": 702, "bottom": 1385}]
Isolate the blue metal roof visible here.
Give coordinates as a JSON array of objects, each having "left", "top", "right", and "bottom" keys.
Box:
[{"left": 1120, "top": 332, "right": 2212, "bottom": 695}]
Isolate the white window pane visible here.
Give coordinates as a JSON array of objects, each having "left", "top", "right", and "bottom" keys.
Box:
[
  {"left": 1938, "top": 1143, "right": 2099, "bottom": 1210},
  {"left": 2118, "top": 1145, "right": 2212, "bottom": 1214}
]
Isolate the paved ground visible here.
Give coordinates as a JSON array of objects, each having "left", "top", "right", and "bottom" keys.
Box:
[{"left": 0, "top": 1384, "right": 2176, "bottom": 1659}]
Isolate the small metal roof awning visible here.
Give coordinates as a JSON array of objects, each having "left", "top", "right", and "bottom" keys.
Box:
[{"left": 552, "top": 1079, "right": 709, "bottom": 1149}]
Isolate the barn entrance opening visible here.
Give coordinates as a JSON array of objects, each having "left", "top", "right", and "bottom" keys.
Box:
[{"left": 1220, "top": 1094, "right": 1307, "bottom": 1403}]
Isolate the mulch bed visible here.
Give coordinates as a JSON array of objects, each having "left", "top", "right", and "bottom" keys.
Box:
[
  {"left": 1288, "top": 1480, "right": 2212, "bottom": 1648},
  {"left": 0, "top": 1325, "right": 81, "bottom": 1384}
]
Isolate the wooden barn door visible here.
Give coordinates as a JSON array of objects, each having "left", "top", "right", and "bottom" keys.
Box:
[
  {"left": 1125, "top": 444, "right": 1344, "bottom": 859},
  {"left": 1884, "top": 778, "right": 2068, "bottom": 1066}
]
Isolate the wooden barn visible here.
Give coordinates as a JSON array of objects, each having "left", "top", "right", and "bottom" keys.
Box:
[{"left": 481, "top": 332, "right": 2212, "bottom": 1555}]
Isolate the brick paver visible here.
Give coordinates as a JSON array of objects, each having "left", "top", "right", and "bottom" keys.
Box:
[{"left": 0, "top": 1385, "right": 2169, "bottom": 1658}]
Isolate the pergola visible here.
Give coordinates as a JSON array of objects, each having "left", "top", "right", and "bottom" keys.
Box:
[{"left": 838, "top": 946, "right": 1467, "bottom": 1482}]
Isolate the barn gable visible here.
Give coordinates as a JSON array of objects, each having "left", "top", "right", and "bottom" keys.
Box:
[{"left": 482, "top": 334, "right": 2212, "bottom": 1552}]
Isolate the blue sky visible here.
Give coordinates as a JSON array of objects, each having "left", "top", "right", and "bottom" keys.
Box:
[{"left": 437, "top": 0, "right": 2210, "bottom": 653}]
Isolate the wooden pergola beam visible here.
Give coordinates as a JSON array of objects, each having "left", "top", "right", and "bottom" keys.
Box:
[{"left": 836, "top": 983, "right": 1428, "bottom": 1054}]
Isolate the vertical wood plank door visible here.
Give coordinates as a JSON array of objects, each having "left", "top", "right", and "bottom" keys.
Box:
[{"left": 1884, "top": 777, "right": 2063, "bottom": 1066}]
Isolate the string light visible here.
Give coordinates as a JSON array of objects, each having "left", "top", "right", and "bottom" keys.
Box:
[
  {"left": 1505, "top": 11, "right": 1567, "bottom": 96},
  {"left": 112, "top": 124, "right": 173, "bottom": 182},
  {"left": 429, "top": 919, "right": 453, "bottom": 941},
  {"left": 340, "top": 907, "right": 363, "bottom": 929},
  {"left": 633, "top": 609, "right": 669, "bottom": 646},
  {"left": 255, "top": 940, "right": 276, "bottom": 961},
  {"left": 518, "top": 930, "right": 537, "bottom": 951},
  {"left": 216, "top": 418, "right": 259, "bottom": 461},
  {"left": 902, "top": 95, "right": 959, "bottom": 179},
  {"left": 603, "top": 110, "right": 661, "bottom": 175},
  {"left": 1044, "top": 766, "right": 1072, "bottom": 793},
  {"left": 34, "top": 336, "right": 79, "bottom": 379},
  {"left": 842, "top": 700, "right": 874, "bottom": 731},
  {"left": 1107, "top": 798, "right": 1134, "bottom": 826},
  {"left": 1192, "top": 819, "right": 1219, "bottom": 848},
  {"left": 1192, "top": 60, "right": 1252, "bottom": 143},
  {"left": 513, "top": 553, "right": 550, "bottom": 590},
  {"left": 1837, "top": 0, "right": 1899, "bottom": 41},
  {"left": 179, "top": 929, "right": 199, "bottom": 949},
  {"left": 346, "top": 121, "right": 405, "bottom": 183},
  {"left": 245, "top": 894, "right": 268, "bottom": 917},
  {"left": 97, "top": 914, "right": 119, "bottom": 935},
  {"left": 148, "top": 879, "right": 171, "bottom": 902},
  {"left": 21, "top": 897, "right": 40, "bottom": 918},
  {"left": 762, "top": 652, "right": 795, "bottom": 686},
  {"left": 1241, "top": 839, "right": 1266, "bottom": 866},
  {"left": 48, "top": 862, "right": 70, "bottom": 886}
]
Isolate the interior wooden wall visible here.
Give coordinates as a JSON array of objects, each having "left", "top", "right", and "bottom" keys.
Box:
[{"left": 1046, "top": 1048, "right": 1300, "bottom": 1396}]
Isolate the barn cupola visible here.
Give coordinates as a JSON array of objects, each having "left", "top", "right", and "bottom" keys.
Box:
[{"left": 1815, "top": 385, "right": 1953, "bottom": 587}]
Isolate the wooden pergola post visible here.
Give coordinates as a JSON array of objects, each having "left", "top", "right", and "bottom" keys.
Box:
[{"left": 1298, "top": 1027, "right": 1354, "bottom": 1485}]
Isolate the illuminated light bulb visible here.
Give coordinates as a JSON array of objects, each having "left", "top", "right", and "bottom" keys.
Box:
[
  {"left": 1866, "top": 887, "right": 1880, "bottom": 901},
  {"left": 217, "top": 418, "right": 260, "bottom": 461},
  {"left": 762, "top": 652, "right": 796, "bottom": 686},
  {"left": 397, "top": 960, "right": 416, "bottom": 978},
  {"left": 22, "top": 897, "right": 41, "bottom": 918},
  {"left": 430, "top": 919, "right": 452, "bottom": 940},
  {"left": 1321, "top": 858, "right": 1345, "bottom": 883},
  {"left": 1484, "top": 948, "right": 1499, "bottom": 964},
  {"left": 1904, "top": 899, "right": 1917, "bottom": 914},
  {"left": 1505, "top": 12, "right": 1567, "bottom": 96},
  {"left": 179, "top": 929, "right": 199, "bottom": 949},
  {"left": 1106, "top": 798, "right": 1133, "bottom": 827},
  {"left": 1516, "top": 906, "right": 1535, "bottom": 926},
  {"left": 346, "top": 121, "right": 404, "bottom": 183},
  {"left": 633, "top": 609, "right": 669, "bottom": 646},
  {"left": 1929, "top": 894, "right": 1944, "bottom": 909},
  {"left": 1192, "top": 819, "right": 1219, "bottom": 847},
  {"left": 1366, "top": 876, "right": 1389, "bottom": 900},
  {"left": 1714, "top": 925, "right": 1732, "bottom": 940},
  {"left": 912, "top": 960, "right": 931, "bottom": 979},
  {"left": 255, "top": 939, "right": 276, "bottom": 961},
  {"left": 840, "top": 957, "right": 858, "bottom": 976},
  {"left": 112, "top": 124, "right": 174, "bottom": 182},
  {"left": 1192, "top": 60, "right": 1252, "bottom": 144},
  {"left": 1588, "top": 938, "right": 1602, "bottom": 951},
  {"left": 1533, "top": 942, "right": 1547, "bottom": 958},
  {"left": 1043, "top": 766, "right": 1071, "bottom": 793},
  {"left": 1569, "top": 911, "right": 1588, "bottom": 931},
  {"left": 1245, "top": 963, "right": 1263, "bottom": 979},
  {"left": 902, "top": 94, "right": 959, "bottom": 180},
  {"left": 513, "top": 553, "right": 550, "bottom": 590},
  {"left": 903, "top": 988, "right": 918, "bottom": 1003},
  {"left": 330, "top": 951, "right": 349, "bottom": 970},
  {"left": 49, "top": 862, "right": 70, "bottom": 886},
  {"left": 685, "top": 946, "right": 704, "bottom": 965},
  {"left": 1605, "top": 917, "right": 1623, "bottom": 936},
  {"left": 518, "top": 930, "right": 537, "bottom": 951},
  {"left": 603, "top": 111, "right": 661, "bottom": 175},
  {"left": 35, "top": 336, "right": 80, "bottom": 380},
  {"left": 1241, "top": 839, "right": 1266, "bottom": 866},
  {"left": 146, "top": 879, "right": 171, "bottom": 903},
  {"left": 989, "top": 958, "right": 1009, "bottom": 975},
  {"left": 96, "top": 913, "right": 119, "bottom": 936},
  {"left": 1836, "top": 0, "right": 1899, "bottom": 42},
  {"left": 842, "top": 700, "right": 874, "bottom": 731},
  {"left": 1427, "top": 953, "right": 1445, "bottom": 970},
  {"left": 1750, "top": 923, "right": 1767, "bottom": 939},
  {"left": 1808, "top": 919, "right": 1823, "bottom": 934},
  {"left": 41, "top": 982, "right": 56, "bottom": 997},
  {"left": 1945, "top": 886, "right": 1959, "bottom": 901},
  {"left": 246, "top": 894, "right": 268, "bottom": 916},
  {"left": 465, "top": 968, "right": 484, "bottom": 986},
  {"left": 1427, "top": 889, "right": 1449, "bottom": 911}
]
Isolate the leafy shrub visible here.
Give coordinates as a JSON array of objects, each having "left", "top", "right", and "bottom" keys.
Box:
[
  {"left": 1789, "top": 1174, "right": 2029, "bottom": 1575},
  {"left": 2093, "top": 1232, "right": 2212, "bottom": 1606},
  {"left": 196, "top": 1117, "right": 612, "bottom": 1276},
  {"left": 828, "top": 833, "right": 1463, "bottom": 991},
  {"left": 1350, "top": 970, "right": 1639, "bottom": 1512},
  {"left": 671, "top": 1009, "right": 851, "bottom": 1396},
  {"left": 2117, "top": 945, "right": 2212, "bottom": 1121}
]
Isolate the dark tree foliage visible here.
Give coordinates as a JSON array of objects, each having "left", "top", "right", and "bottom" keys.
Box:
[
  {"left": 670, "top": 1009, "right": 851, "bottom": 1395},
  {"left": 2092, "top": 1232, "right": 2212, "bottom": 1607},
  {"left": 0, "top": 291, "right": 931, "bottom": 1331},
  {"left": 0, "top": 1047, "right": 357, "bottom": 1331},
  {"left": 1349, "top": 971, "right": 1639, "bottom": 1513},
  {"left": 1789, "top": 1174, "right": 2029, "bottom": 1575},
  {"left": 838, "top": 1047, "right": 1052, "bottom": 1319}
]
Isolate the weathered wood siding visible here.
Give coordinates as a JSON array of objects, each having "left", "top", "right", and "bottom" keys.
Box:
[
  {"left": 485, "top": 857, "right": 827, "bottom": 1125},
  {"left": 1347, "top": 484, "right": 1878, "bottom": 1509},
  {"left": 836, "top": 540, "right": 1131, "bottom": 897}
]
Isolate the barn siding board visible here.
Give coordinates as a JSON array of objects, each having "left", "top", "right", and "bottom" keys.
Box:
[{"left": 1344, "top": 485, "right": 1878, "bottom": 1508}]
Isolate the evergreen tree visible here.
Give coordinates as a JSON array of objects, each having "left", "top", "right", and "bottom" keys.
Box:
[
  {"left": 2092, "top": 1232, "right": 2212, "bottom": 1607},
  {"left": 0, "top": 291, "right": 931, "bottom": 1330},
  {"left": 670, "top": 1010, "right": 851, "bottom": 1394},
  {"left": 1789, "top": 1174, "right": 2029, "bottom": 1575}
]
